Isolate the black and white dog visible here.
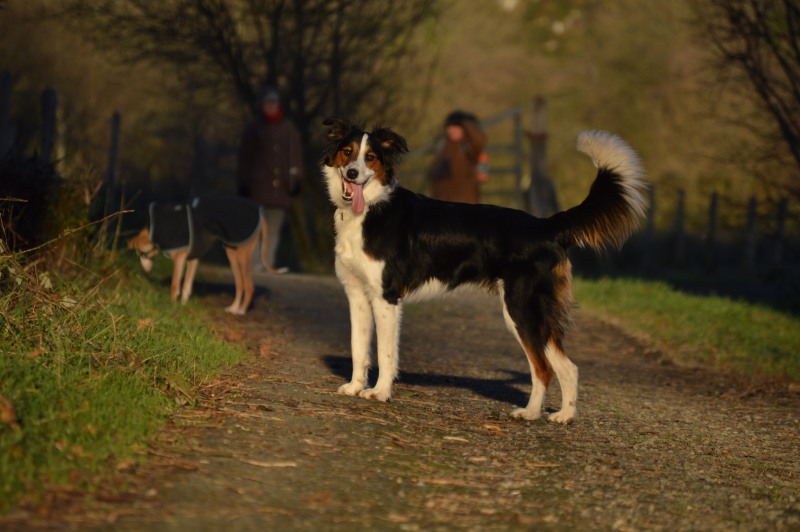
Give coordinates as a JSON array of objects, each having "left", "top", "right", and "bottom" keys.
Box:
[{"left": 322, "top": 117, "right": 646, "bottom": 423}]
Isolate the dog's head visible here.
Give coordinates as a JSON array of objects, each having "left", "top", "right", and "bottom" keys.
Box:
[
  {"left": 127, "top": 227, "right": 158, "bottom": 273},
  {"left": 321, "top": 117, "right": 408, "bottom": 215}
]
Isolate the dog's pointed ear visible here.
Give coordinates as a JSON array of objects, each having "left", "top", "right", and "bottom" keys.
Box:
[
  {"left": 372, "top": 127, "right": 408, "bottom": 154},
  {"left": 323, "top": 116, "right": 352, "bottom": 143},
  {"left": 372, "top": 127, "right": 409, "bottom": 167},
  {"left": 322, "top": 116, "right": 353, "bottom": 167}
]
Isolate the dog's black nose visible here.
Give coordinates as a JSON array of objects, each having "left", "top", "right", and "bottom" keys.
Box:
[{"left": 346, "top": 168, "right": 358, "bottom": 180}]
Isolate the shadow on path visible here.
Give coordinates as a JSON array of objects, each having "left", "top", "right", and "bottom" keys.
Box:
[{"left": 322, "top": 354, "right": 530, "bottom": 407}]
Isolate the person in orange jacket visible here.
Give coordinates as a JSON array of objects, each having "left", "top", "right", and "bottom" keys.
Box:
[{"left": 429, "top": 111, "right": 489, "bottom": 204}]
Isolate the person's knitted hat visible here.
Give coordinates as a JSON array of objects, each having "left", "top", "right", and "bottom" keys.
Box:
[
  {"left": 258, "top": 86, "right": 281, "bottom": 104},
  {"left": 444, "top": 110, "right": 479, "bottom": 127}
]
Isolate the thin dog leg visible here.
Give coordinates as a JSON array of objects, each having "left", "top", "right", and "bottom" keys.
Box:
[
  {"left": 360, "top": 298, "right": 401, "bottom": 402},
  {"left": 237, "top": 248, "right": 255, "bottom": 314},
  {"left": 502, "top": 299, "right": 548, "bottom": 420},
  {"left": 224, "top": 247, "right": 244, "bottom": 314},
  {"left": 170, "top": 253, "right": 187, "bottom": 301},
  {"left": 180, "top": 259, "right": 199, "bottom": 304},
  {"left": 337, "top": 271, "right": 373, "bottom": 396},
  {"left": 544, "top": 339, "right": 578, "bottom": 424}
]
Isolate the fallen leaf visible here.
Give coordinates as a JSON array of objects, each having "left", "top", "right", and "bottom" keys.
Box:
[
  {"left": 304, "top": 491, "right": 333, "bottom": 504},
  {"left": 258, "top": 341, "right": 271, "bottom": 357},
  {"left": 423, "top": 478, "right": 471, "bottom": 487},
  {"left": 224, "top": 328, "right": 245, "bottom": 342},
  {"left": 388, "top": 513, "right": 411, "bottom": 523},
  {"left": 524, "top": 461, "right": 560, "bottom": 468},
  {"left": 0, "top": 396, "right": 15, "bottom": 424},
  {"left": 239, "top": 459, "right": 297, "bottom": 468}
]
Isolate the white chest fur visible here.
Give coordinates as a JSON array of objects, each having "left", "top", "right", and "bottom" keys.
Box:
[{"left": 333, "top": 209, "right": 385, "bottom": 297}]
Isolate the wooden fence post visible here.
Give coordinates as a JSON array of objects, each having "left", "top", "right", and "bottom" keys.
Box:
[
  {"left": 103, "top": 112, "right": 121, "bottom": 222},
  {"left": 643, "top": 185, "right": 656, "bottom": 271},
  {"left": 39, "top": 88, "right": 57, "bottom": 164},
  {"left": 771, "top": 197, "right": 788, "bottom": 270},
  {"left": 527, "top": 97, "right": 547, "bottom": 216},
  {"left": 512, "top": 109, "right": 523, "bottom": 211},
  {"left": 0, "top": 71, "right": 11, "bottom": 158},
  {"left": 674, "top": 189, "right": 686, "bottom": 267},
  {"left": 742, "top": 196, "right": 758, "bottom": 272},
  {"left": 525, "top": 97, "right": 560, "bottom": 217},
  {"left": 705, "top": 191, "right": 718, "bottom": 271}
]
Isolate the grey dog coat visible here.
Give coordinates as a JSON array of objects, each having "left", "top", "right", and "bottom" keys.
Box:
[{"left": 149, "top": 196, "right": 262, "bottom": 260}]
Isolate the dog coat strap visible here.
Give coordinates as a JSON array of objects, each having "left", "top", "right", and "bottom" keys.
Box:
[
  {"left": 149, "top": 202, "right": 191, "bottom": 255},
  {"left": 190, "top": 196, "right": 262, "bottom": 247}
]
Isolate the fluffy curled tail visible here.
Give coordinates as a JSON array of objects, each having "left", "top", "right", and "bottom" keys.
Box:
[{"left": 552, "top": 130, "right": 647, "bottom": 252}]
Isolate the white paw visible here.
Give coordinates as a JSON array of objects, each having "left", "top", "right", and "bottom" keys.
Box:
[
  {"left": 358, "top": 387, "right": 391, "bottom": 402},
  {"left": 548, "top": 410, "right": 576, "bottom": 424},
  {"left": 225, "top": 305, "right": 236, "bottom": 313},
  {"left": 510, "top": 407, "right": 542, "bottom": 420},
  {"left": 337, "top": 382, "right": 364, "bottom": 396}
]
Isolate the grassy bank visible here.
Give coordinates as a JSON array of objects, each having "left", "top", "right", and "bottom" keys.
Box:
[
  {"left": 0, "top": 251, "right": 248, "bottom": 512},
  {"left": 574, "top": 277, "right": 800, "bottom": 381}
]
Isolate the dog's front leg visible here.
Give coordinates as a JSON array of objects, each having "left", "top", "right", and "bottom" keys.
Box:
[
  {"left": 181, "top": 259, "right": 199, "bottom": 304},
  {"left": 170, "top": 252, "right": 188, "bottom": 301},
  {"left": 338, "top": 279, "right": 373, "bottom": 397},
  {"left": 359, "top": 298, "right": 401, "bottom": 402}
]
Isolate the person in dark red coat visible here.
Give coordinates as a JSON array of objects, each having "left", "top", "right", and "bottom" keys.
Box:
[
  {"left": 237, "top": 86, "right": 304, "bottom": 268},
  {"left": 429, "top": 111, "right": 488, "bottom": 204}
]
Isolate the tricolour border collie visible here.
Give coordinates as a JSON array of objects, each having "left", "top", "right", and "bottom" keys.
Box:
[{"left": 322, "top": 116, "right": 646, "bottom": 423}]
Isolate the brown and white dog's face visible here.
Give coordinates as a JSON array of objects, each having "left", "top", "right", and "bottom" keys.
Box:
[
  {"left": 127, "top": 228, "right": 158, "bottom": 273},
  {"left": 322, "top": 117, "right": 408, "bottom": 215}
]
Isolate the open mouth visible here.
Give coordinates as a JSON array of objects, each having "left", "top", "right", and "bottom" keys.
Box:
[
  {"left": 341, "top": 178, "right": 354, "bottom": 202},
  {"left": 339, "top": 173, "right": 366, "bottom": 214}
]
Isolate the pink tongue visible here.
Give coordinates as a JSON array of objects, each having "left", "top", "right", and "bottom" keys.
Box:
[{"left": 351, "top": 183, "right": 365, "bottom": 214}]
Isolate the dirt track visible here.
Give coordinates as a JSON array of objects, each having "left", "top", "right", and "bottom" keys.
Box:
[{"left": 7, "top": 271, "right": 800, "bottom": 530}]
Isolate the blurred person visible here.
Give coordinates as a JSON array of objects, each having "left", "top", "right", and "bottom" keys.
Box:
[
  {"left": 237, "top": 86, "right": 304, "bottom": 269},
  {"left": 429, "top": 111, "right": 488, "bottom": 204}
]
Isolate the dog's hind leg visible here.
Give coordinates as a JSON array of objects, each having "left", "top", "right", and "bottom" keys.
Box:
[
  {"left": 544, "top": 338, "right": 578, "bottom": 424},
  {"left": 337, "top": 270, "right": 373, "bottom": 397},
  {"left": 500, "top": 285, "right": 553, "bottom": 421},
  {"left": 359, "top": 298, "right": 401, "bottom": 402},
  {"left": 236, "top": 246, "right": 255, "bottom": 314},
  {"left": 180, "top": 259, "right": 199, "bottom": 304},
  {"left": 225, "top": 246, "right": 244, "bottom": 314}
]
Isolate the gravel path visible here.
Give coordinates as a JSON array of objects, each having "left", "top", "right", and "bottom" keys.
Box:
[{"left": 9, "top": 272, "right": 800, "bottom": 530}]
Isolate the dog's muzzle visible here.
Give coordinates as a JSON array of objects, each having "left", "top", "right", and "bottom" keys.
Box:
[{"left": 339, "top": 168, "right": 367, "bottom": 214}]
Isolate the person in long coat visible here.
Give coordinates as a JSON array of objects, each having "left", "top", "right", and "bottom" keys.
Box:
[
  {"left": 429, "top": 111, "right": 488, "bottom": 204},
  {"left": 237, "top": 86, "right": 304, "bottom": 268}
]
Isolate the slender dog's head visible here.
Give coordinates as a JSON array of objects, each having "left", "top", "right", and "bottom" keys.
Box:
[
  {"left": 321, "top": 117, "right": 408, "bottom": 215},
  {"left": 127, "top": 227, "right": 159, "bottom": 273}
]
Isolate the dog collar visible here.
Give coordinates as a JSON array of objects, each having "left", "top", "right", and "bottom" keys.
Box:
[{"left": 136, "top": 243, "right": 159, "bottom": 260}]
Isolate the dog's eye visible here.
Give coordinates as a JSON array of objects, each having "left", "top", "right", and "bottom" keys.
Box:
[
  {"left": 365, "top": 154, "right": 376, "bottom": 162},
  {"left": 343, "top": 148, "right": 352, "bottom": 157}
]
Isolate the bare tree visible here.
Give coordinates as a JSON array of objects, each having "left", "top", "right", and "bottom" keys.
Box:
[
  {"left": 55, "top": 0, "right": 435, "bottom": 268},
  {"left": 693, "top": 0, "right": 800, "bottom": 198},
  {"left": 62, "top": 0, "right": 436, "bottom": 145}
]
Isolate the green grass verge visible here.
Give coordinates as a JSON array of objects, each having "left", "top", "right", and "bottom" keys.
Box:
[
  {"left": 574, "top": 277, "right": 800, "bottom": 381},
  {"left": 0, "top": 253, "right": 247, "bottom": 512}
]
